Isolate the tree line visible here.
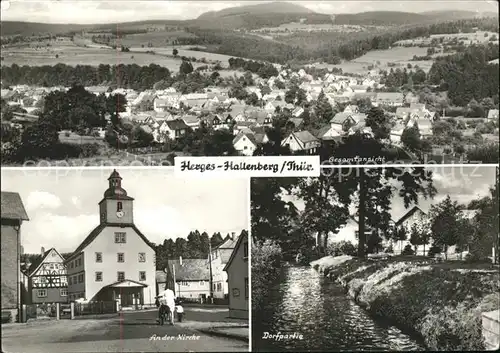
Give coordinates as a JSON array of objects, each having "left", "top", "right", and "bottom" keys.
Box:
[
  {"left": 0, "top": 63, "right": 173, "bottom": 91},
  {"left": 228, "top": 57, "right": 279, "bottom": 79},
  {"left": 251, "top": 166, "right": 498, "bottom": 264},
  {"left": 427, "top": 44, "right": 499, "bottom": 106}
]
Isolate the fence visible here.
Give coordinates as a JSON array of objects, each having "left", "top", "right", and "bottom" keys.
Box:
[
  {"left": 179, "top": 296, "right": 229, "bottom": 305},
  {"left": 74, "top": 301, "right": 117, "bottom": 316}
]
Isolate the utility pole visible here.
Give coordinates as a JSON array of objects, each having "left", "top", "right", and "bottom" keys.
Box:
[
  {"left": 358, "top": 167, "right": 367, "bottom": 259},
  {"left": 208, "top": 240, "right": 214, "bottom": 303},
  {"left": 495, "top": 167, "right": 499, "bottom": 264},
  {"left": 172, "top": 264, "right": 176, "bottom": 296}
]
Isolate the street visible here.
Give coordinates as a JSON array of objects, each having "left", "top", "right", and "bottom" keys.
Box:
[{"left": 1, "top": 306, "right": 249, "bottom": 352}]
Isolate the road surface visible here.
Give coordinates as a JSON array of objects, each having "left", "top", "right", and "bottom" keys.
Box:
[{"left": 2, "top": 307, "right": 248, "bottom": 352}]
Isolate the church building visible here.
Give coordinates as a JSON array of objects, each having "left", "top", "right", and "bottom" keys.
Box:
[{"left": 65, "top": 170, "right": 156, "bottom": 307}]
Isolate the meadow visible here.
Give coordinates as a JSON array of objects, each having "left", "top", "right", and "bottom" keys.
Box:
[
  {"left": 130, "top": 47, "right": 238, "bottom": 68},
  {"left": 0, "top": 42, "right": 204, "bottom": 70},
  {"left": 313, "top": 46, "right": 434, "bottom": 75}
]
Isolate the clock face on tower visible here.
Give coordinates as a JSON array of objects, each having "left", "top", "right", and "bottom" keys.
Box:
[{"left": 116, "top": 211, "right": 124, "bottom": 218}]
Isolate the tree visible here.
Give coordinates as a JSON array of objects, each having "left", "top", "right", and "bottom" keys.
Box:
[
  {"left": 20, "top": 120, "right": 59, "bottom": 159},
  {"left": 179, "top": 60, "right": 194, "bottom": 75},
  {"left": 172, "top": 48, "right": 178, "bottom": 56},
  {"left": 429, "top": 195, "right": 463, "bottom": 260},
  {"left": 401, "top": 125, "right": 422, "bottom": 153},
  {"left": 365, "top": 107, "right": 391, "bottom": 140},
  {"left": 409, "top": 223, "right": 423, "bottom": 254}
]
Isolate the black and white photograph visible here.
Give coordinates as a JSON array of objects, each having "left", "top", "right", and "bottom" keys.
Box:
[
  {"left": 1, "top": 168, "right": 249, "bottom": 352},
  {"left": 251, "top": 166, "right": 499, "bottom": 351},
  {"left": 0, "top": 1, "right": 498, "bottom": 166}
]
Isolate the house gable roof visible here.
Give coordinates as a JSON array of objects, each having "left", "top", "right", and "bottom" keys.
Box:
[
  {"left": 167, "top": 259, "right": 210, "bottom": 281},
  {"left": 223, "top": 231, "right": 248, "bottom": 272},
  {"left": 65, "top": 223, "right": 155, "bottom": 261},
  {"left": 28, "top": 248, "right": 65, "bottom": 277},
  {"left": 1, "top": 191, "right": 29, "bottom": 221},
  {"left": 395, "top": 205, "right": 427, "bottom": 226}
]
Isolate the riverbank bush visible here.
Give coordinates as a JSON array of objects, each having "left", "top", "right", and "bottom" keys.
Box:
[
  {"left": 252, "top": 240, "right": 283, "bottom": 311},
  {"left": 316, "top": 256, "right": 500, "bottom": 351}
]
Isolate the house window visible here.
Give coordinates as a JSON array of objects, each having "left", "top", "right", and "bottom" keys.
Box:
[
  {"left": 70, "top": 262, "right": 74, "bottom": 269},
  {"left": 78, "top": 274, "right": 84, "bottom": 283},
  {"left": 139, "top": 271, "right": 146, "bottom": 281},
  {"left": 199, "top": 281, "right": 204, "bottom": 286},
  {"left": 213, "top": 283, "right": 216, "bottom": 291},
  {"left": 117, "top": 202, "right": 122, "bottom": 212},
  {"left": 117, "top": 253, "right": 124, "bottom": 263},
  {"left": 37, "top": 289, "right": 47, "bottom": 298},
  {"left": 115, "top": 232, "right": 126, "bottom": 243},
  {"left": 243, "top": 242, "right": 248, "bottom": 258},
  {"left": 117, "top": 272, "right": 125, "bottom": 281},
  {"left": 245, "top": 278, "right": 249, "bottom": 299},
  {"left": 232, "top": 288, "right": 240, "bottom": 297},
  {"left": 217, "top": 283, "right": 222, "bottom": 292},
  {"left": 138, "top": 253, "right": 146, "bottom": 262},
  {"left": 69, "top": 277, "right": 72, "bottom": 285},
  {"left": 73, "top": 275, "right": 77, "bottom": 284},
  {"left": 95, "top": 272, "right": 103, "bottom": 282},
  {"left": 95, "top": 252, "right": 102, "bottom": 263},
  {"left": 60, "top": 288, "right": 68, "bottom": 297},
  {"left": 181, "top": 281, "right": 189, "bottom": 286}
]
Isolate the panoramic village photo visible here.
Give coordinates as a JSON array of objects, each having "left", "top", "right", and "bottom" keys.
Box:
[
  {"left": 0, "top": 0, "right": 498, "bottom": 165},
  {"left": 252, "top": 166, "right": 499, "bottom": 352},
  {"left": 1, "top": 168, "right": 249, "bottom": 352}
]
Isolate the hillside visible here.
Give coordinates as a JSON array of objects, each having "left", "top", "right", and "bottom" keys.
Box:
[
  {"left": 0, "top": 21, "right": 95, "bottom": 36},
  {"left": 197, "top": 1, "right": 315, "bottom": 20},
  {"left": 332, "top": 10, "right": 494, "bottom": 26}
]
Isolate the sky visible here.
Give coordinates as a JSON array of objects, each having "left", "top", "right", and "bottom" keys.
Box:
[
  {"left": 285, "top": 165, "right": 497, "bottom": 224},
  {"left": 1, "top": 168, "right": 249, "bottom": 254},
  {"left": 0, "top": 0, "right": 498, "bottom": 24}
]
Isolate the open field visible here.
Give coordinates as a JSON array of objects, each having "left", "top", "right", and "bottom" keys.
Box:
[
  {"left": 130, "top": 46, "right": 237, "bottom": 67},
  {"left": 0, "top": 42, "right": 204, "bottom": 69},
  {"left": 109, "top": 30, "right": 197, "bottom": 47},
  {"left": 313, "top": 46, "right": 435, "bottom": 75}
]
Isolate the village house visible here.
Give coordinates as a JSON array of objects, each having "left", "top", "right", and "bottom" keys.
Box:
[
  {"left": 487, "top": 109, "right": 499, "bottom": 121},
  {"left": 372, "top": 92, "right": 404, "bottom": 107},
  {"left": 25, "top": 248, "right": 68, "bottom": 304},
  {"left": 180, "top": 115, "right": 200, "bottom": 131},
  {"left": 224, "top": 231, "right": 249, "bottom": 319},
  {"left": 164, "top": 257, "right": 210, "bottom": 300},
  {"left": 64, "top": 170, "right": 156, "bottom": 307},
  {"left": 209, "top": 233, "right": 239, "bottom": 299},
  {"left": 330, "top": 113, "right": 358, "bottom": 134},
  {"left": 393, "top": 206, "right": 431, "bottom": 255},
  {"left": 281, "top": 130, "right": 321, "bottom": 154},
  {"left": 157, "top": 119, "right": 190, "bottom": 141},
  {"left": 390, "top": 122, "right": 407, "bottom": 143},
  {"left": 1, "top": 192, "right": 29, "bottom": 323},
  {"left": 233, "top": 128, "right": 269, "bottom": 156},
  {"left": 344, "top": 105, "right": 360, "bottom": 114}
]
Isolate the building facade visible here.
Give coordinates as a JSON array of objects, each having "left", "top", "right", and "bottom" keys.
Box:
[
  {"left": 210, "top": 234, "right": 239, "bottom": 299},
  {"left": 165, "top": 257, "right": 210, "bottom": 300},
  {"left": 27, "top": 248, "right": 68, "bottom": 304},
  {"left": 1, "top": 191, "right": 29, "bottom": 323},
  {"left": 224, "top": 231, "right": 249, "bottom": 319},
  {"left": 64, "top": 170, "right": 156, "bottom": 307}
]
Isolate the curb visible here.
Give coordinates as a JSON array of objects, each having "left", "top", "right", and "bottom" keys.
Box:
[{"left": 197, "top": 328, "right": 249, "bottom": 343}]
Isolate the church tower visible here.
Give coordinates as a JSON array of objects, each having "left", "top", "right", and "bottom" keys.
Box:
[{"left": 98, "top": 170, "right": 134, "bottom": 224}]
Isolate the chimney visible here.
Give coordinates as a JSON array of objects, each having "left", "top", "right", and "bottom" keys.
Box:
[
  {"left": 41, "top": 247, "right": 45, "bottom": 256},
  {"left": 231, "top": 232, "right": 236, "bottom": 241},
  {"left": 179, "top": 256, "right": 182, "bottom": 266}
]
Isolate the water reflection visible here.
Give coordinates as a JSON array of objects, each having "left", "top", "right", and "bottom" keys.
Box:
[{"left": 253, "top": 266, "right": 425, "bottom": 352}]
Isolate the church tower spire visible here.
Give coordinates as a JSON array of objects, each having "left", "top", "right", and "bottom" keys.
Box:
[
  {"left": 99, "top": 170, "right": 134, "bottom": 225},
  {"left": 104, "top": 169, "right": 128, "bottom": 198}
]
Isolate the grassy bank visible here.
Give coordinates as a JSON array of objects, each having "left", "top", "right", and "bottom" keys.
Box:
[{"left": 315, "top": 255, "right": 500, "bottom": 351}]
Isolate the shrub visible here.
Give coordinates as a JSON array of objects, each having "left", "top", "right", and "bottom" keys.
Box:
[
  {"left": 427, "top": 244, "right": 442, "bottom": 258},
  {"left": 402, "top": 244, "right": 415, "bottom": 255},
  {"left": 252, "top": 240, "right": 282, "bottom": 311}
]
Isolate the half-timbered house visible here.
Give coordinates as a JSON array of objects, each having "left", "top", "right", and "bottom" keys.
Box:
[{"left": 27, "top": 248, "right": 68, "bottom": 304}]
